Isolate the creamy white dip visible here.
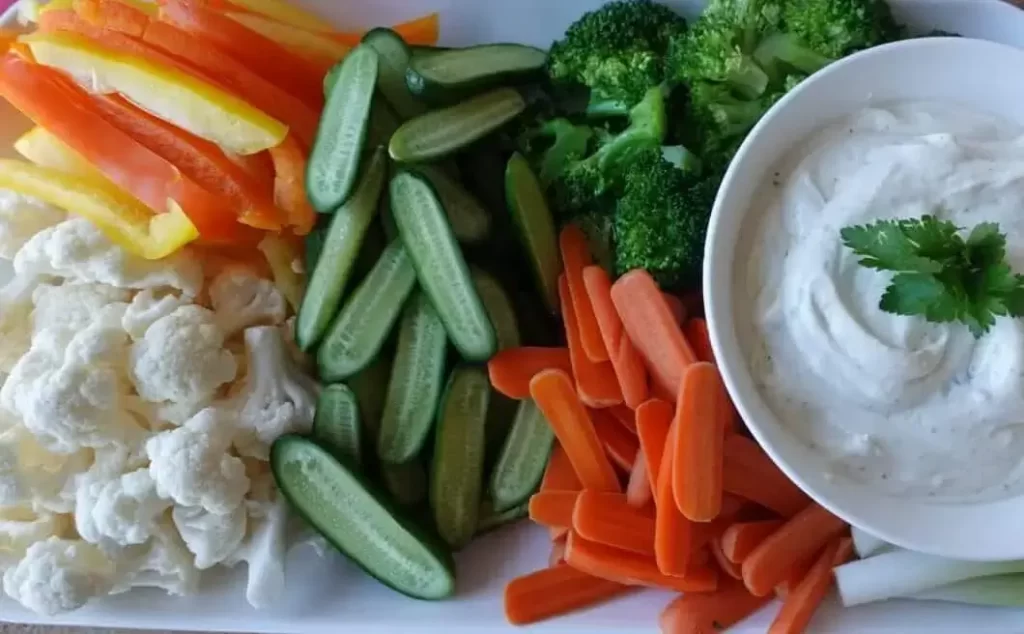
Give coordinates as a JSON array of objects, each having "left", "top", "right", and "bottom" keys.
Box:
[{"left": 739, "top": 101, "right": 1024, "bottom": 501}]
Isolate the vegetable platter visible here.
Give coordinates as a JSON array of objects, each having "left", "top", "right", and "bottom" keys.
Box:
[{"left": 3, "top": 0, "right": 1024, "bottom": 633}]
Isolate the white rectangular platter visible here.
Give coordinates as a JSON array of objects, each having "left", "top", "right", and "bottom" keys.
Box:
[{"left": 2, "top": 0, "right": 1024, "bottom": 632}]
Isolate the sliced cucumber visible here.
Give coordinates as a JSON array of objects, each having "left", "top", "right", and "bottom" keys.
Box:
[
  {"left": 489, "top": 399, "right": 554, "bottom": 512},
  {"left": 313, "top": 384, "right": 362, "bottom": 469},
  {"left": 308, "top": 45, "right": 379, "bottom": 214},
  {"left": 431, "top": 366, "right": 490, "bottom": 550},
  {"left": 324, "top": 63, "right": 341, "bottom": 96},
  {"left": 377, "top": 292, "right": 448, "bottom": 465},
  {"left": 365, "top": 97, "right": 401, "bottom": 152},
  {"left": 477, "top": 499, "right": 528, "bottom": 535},
  {"left": 471, "top": 269, "right": 520, "bottom": 351},
  {"left": 296, "top": 148, "right": 386, "bottom": 352},
  {"left": 406, "top": 44, "right": 546, "bottom": 102},
  {"left": 415, "top": 165, "right": 491, "bottom": 245},
  {"left": 389, "top": 88, "right": 526, "bottom": 163},
  {"left": 381, "top": 457, "right": 429, "bottom": 508},
  {"left": 304, "top": 226, "right": 327, "bottom": 275},
  {"left": 271, "top": 435, "right": 455, "bottom": 600},
  {"left": 353, "top": 220, "right": 387, "bottom": 281},
  {"left": 505, "top": 152, "right": 562, "bottom": 314},
  {"left": 390, "top": 172, "right": 497, "bottom": 362},
  {"left": 347, "top": 354, "right": 392, "bottom": 442},
  {"left": 317, "top": 240, "right": 417, "bottom": 382},
  {"left": 362, "top": 28, "right": 426, "bottom": 121}
]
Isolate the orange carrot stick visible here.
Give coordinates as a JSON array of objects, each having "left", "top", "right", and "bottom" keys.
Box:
[
  {"left": 530, "top": 370, "right": 620, "bottom": 493},
  {"left": 691, "top": 494, "right": 748, "bottom": 551},
  {"left": 560, "top": 276, "right": 623, "bottom": 408},
  {"left": 542, "top": 443, "right": 583, "bottom": 493},
  {"left": 723, "top": 435, "right": 811, "bottom": 518},
  {"left": 712, "top": 537, "right": 743, "bottom": 580},
  {"left": 572, "top": 491, "right": 655, "bottom": 556},
  {"left": 608, "top": 404, "right": 637, "bottom": 434},
  {"left": 488, "top": 347, "right": 573, "bottom": 399},
  {"left": 660, "top": 576, "right": 772, "bottom": 634},
  {"left": 561, "top": 227, "right": 608, "bottom": 362},
  {"left": 267, "top": 134, "right": 315, "bottom": 234},
  {"left": 685, "top": 318, "right": 715, "bottom": 364},
  {"left": 591, "top": 409, "right": 639, "bottom": 472},
  {"left": 565, "top": 532, "right": 718, "bottom": 594},
  {"left": 333, "top": 13, "right": 440, "bottom": 46},
  {"left": 742, "top": 504, "right": 848, "bottom": 597},
  {"left": 625, "top": 451, "right": 653, "bottom": 509},
  {"left": 663, "top": 292, "right": 686, "bottom": 325},
  {"left": 504, "top": 564, "right": 632, "bottom": 626},
  {"left": 528, "top": 491, "right": 579, "bottom": 530},
  {"left": 673, "top": 362, "right": 730, "bottom": 522},
  {"left": 768, "top": 539, "right": 843, "bottom": 634},
  {"left": 611, "top": 270, "right": 697, "bottom": 397},
  {"left": 722, "top": 520, "right": 784, "bottom": 564},
  {"left": 654, "top": 419, "right": 694, "bottom": 576},
  {"left": 635, "top": 399, "right": 673, "bottom": 495},
  {"left": 550, "top": 536, "right": 568, "bottom": 567},
  {"left": 583, "top": 265, "right": 649, "bottom": 408}
]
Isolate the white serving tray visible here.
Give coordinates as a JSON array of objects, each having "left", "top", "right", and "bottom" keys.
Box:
[{"left": 3, "top": 0, "right": 1024, "bottom": 632}]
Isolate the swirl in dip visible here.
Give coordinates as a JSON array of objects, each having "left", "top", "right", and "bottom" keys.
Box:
[{"left": 739, "top": 101, "right": 1024, "bottom": 501}]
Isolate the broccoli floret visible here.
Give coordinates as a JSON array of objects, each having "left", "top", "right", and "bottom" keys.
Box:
[
  {"left": 548, "top": 0, "right": 688, "bottom": 109},
  {"left": 614, "top": 149, "right": 720, "bottom": 288},
  {"left": 517, "top": 118, "right": 595, "bottom": 187},
  {"left": 783, "top": 0, "right": 903, "bottom": 59}
]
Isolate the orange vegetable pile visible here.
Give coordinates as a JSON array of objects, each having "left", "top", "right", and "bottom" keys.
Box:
[{"left": 492, "top": 225, "right": 853, "bottom": 634}]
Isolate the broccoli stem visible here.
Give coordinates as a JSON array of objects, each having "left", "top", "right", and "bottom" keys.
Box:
[
  {"left": 725, "top": 56, "right": 771, "bottom": 99},
  {"left": 754, "top": 33, "right": 833, "bottom": 77},
  {"left": 585, "top": 96, "right": 632, "bottom": 119}
]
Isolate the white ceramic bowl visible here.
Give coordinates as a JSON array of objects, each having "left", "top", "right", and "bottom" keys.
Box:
[{"left": 704, "top": 36, "right": 1024, "bottom": 562}]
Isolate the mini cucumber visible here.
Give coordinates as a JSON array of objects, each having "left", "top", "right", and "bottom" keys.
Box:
[
  {"left": 317, "top": 240, "right": 417, "bottom": 382},
  {"left": 489, "top": 399, "right": 554, "bottom": 512},
  {"left": 347, "top": 355, "right": 392, "bottom": 442},
  {"left": 416, "top": 165, "right": 491, "bottom": 245},
  {"left": 362, "top": 28, "right": 426, "bottom": 120},
  {"left": 308, "top": 44, "right": 379, "bottom": 213},
  {"left": 477, "top": 499, "right": 528, "bottom": 535},
  {"left": 296, "top": 148, "right": 386, "bottom": 352},
  {"left": 304, "top": 226, "right": 326, "bottom": 275},
  {"left": 271, "top": 435, "right": 455, "bottom": 600},
  {"left": 389, "top": 88, "right": 527, "bottom": 163},
  {"left": 505, "top": 152, "right": 562, "bottom": 314},
  {"left": 471, "top": 269, "right": 520, "bottom": 350},
  {"left": 406, "top": 44, "right": 546, "bottom": 102},
  {"left": 377, "top": 292, "right": 448, "bottom": 465},
  {"left": 381, "top": 457, "right": 429, "bottom": 508},
  {"left": 365, "top": 97, "right": 401, "bottom": 151},
  {"left": 431, "top": 366, "right": 490, "bottom": 550},
  {"left": 390, "top": 172, "right": 497, "bottom": 362},
  {"left": 313, "top": 384, "right": 362, "bottom": 469}
]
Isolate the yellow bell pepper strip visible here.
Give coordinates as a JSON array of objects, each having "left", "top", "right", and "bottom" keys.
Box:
[
  {"left": 257, "top": 233, "right": 305, "bottom": 311},
  {"left": 0, "top": 53, "right": 260, "bottom": 245},
  {"left": 223, "top": 0, "right": 330, "bottom": 33},
  {"left": 20, "top": 30, "right": 288, "bottom": 155},
  {"left": 0, "top": 159, "right": 198, "bottom": 259},
  {"left": 268, "top": 134, "right": 316, "bottom": 235},
  {"left": 159, "top": 0, "right": 324, "bottom": 109},
  {"left": 14, "top": 126, "right": 108, "bottom": 181},
  {"left": 75, "top": 0, "right": 319, "bottom": 148},
  {"left": 224, "top": 11, "right": 350, "bottom": 73}
]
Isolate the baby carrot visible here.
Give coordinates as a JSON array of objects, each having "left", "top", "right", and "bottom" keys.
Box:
[
  {"left": 560, "top": 276, "right": 623, "bottom": 408},
  {"left": 742, "top": 503, "right": 848, "bottom": 597},
  {"left": 583, "top": 265, "right": 649, "bottom": 408},
  {"left": 550, "top": 536, "right": 568, "bottom": 567},
  {"left": 488, "top": 347, "right": 572, "bottom": 399},
  {"left": 528, "top": 491, "right": 579, "bottom": 530},
  {"left": 565, "top": 532, "right": 718, "bottom": 594},
  {"left": 662, "top": 292, "right": 686, "bottom": 325},
  {"left": 673, "top": 362, "right": 729, "bottom": 522},
  {"left": 654, "top": 420, "right": 694, "bottom": 576},
  {"left": 768, "top": 539, "right": 843, "bottom": 634},
  {"left": 541, "top": 443, "right": 582, "bottom": 493},
  {"left": 685, "top": 318, "right": 716, "bottom": 364},
  {"left": 722, "top": 520, "right": 785, "bottom": 564},
  {"left": 561, "top": 226, "right": 608, "bottom": 362},
  {"left": 572, "top": 490, "right": 655, "bottom": 556},
  {"left": 611, "top": 270, "right": 697, "bottom": 397},
  {"left": 530, "top": 370, "right": 620, "bottom": 493},
  {"left": 504, "top": 565, "right": 631, "bottom": 626},
  {"left": 660, "top": 576, "right": 772, "bottom": 634},
  {"left": 712, "top": 537, "right": 743, "bottom": 580},
  {"left": 592, "top": 409, "right": 639, "bottom": 472},
  {"left": 625, "top": 451, "right": 653, "bottom": 509},
  {"left": 723, "top": 435, "right": 811, "bottom": 518},
  {"left": 392, "top": 12, "right": 440, "bottom": 45},
  {"left": 608, "top": 404, "right": 637, "bottom": 434},
  {"left": 691, "top": 494, "right": 749, "bottom": 551},
  {"left": 635, "top": 399, "right": 673, "bottom": 494}
]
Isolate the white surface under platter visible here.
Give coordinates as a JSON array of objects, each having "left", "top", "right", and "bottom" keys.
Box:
[{"left": 3, "top": 0, "right": 1024, "bottom": 632}]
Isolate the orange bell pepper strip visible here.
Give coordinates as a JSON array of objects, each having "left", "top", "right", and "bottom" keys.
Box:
[
  {"left": 0, "top": 53, "right": 258, "bottom": 245},
  {"left": 267, "top": 134, "right": 316, "bottom": 235},
  {"left": 158, "top": 0, "right": 324, "bottom": 109},
  {"left": 333, "top": 13, "right": 440, "bottom": 47}
]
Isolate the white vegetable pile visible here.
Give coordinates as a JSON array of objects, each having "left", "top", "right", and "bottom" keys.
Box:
[{"left": 0, "top": 192, "right": 318, "bottom": 615}]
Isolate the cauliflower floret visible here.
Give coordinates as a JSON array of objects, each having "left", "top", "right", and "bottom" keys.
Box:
[
  {"left": 209, "top": 267, "right": 287, "bottom": 336},
  {"left": 0, "top": 507, "right": 69, "bottom": 562},
  {"left": 0, "top": 190, "right": 65, "bottom": 260},
  {"left": 130, "top": 306, "right": 237, "bottom": 406},
  {"left": 3, "top": 537, "right": 115, "bottom": 615},
  {"left": 75, "top": 469, "right": 171, "bottom": 549},
  {"left": 0, "top": 275, "right": 36, "bottom": 373},
  {"left": 32, "top": 282, "right": 130, "bottom": 342},
  {"left": 13, "top": 218, "right": 202, "bottom": 296},
  {"left": 146, "top": 407, "right": 249, "bottom": 515},
  {"left": 227, "top": 327, "right": 317, "bottom": 460},
  {"left": 8, "top": 431, "right": 93, "bottom": 514},
  {"left": 172, "top": 505, "right": 246, "bottom": 570},
  {"left": 0, "top": 323, "right": 145, "bottom": 455},
  {"left": 113, "top": 519, "right": 199, "bottom": 597},
  {"left": 121, "top": 289, "right": 189, "bottom": 341},
  {"left": 228, "top": 497, "right": 289, "bottom": 610}
]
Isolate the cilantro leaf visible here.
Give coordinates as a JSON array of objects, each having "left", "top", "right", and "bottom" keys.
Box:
[{"left": 840, "top": 220, "right": 945, "bottom": 274}]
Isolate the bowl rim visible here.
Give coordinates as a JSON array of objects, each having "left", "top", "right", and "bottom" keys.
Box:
[{"left": 702, "top": 35, "right": 1024, "bottom": 561}]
